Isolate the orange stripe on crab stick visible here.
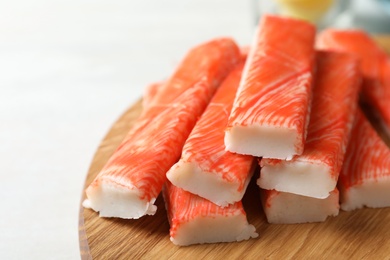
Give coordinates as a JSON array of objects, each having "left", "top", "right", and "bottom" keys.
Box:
[
  {"left": 167, "top": 62, "right": 256, "bottom": 207},
  {"left": 338, "top": 109, "right": 390, "bottom": 211},
  {"left": 317, "top": 29, "right": 390, "bottom": 134},
  {"left": 83, "top": 38, "right": 241, "bottom": 219},
  {"left": 258, "top": 51, "right": 361, "bottom": 199},
  {"left": 163, "top": 180, "right": 258, "bottom": 246},
  {"left": 225, "top": 15, "right": 316, "bottom": 160},
  {"left": 260, "top": 188, "right": 339, "bottom": 224}
]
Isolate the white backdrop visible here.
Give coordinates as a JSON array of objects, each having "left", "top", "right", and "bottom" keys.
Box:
[{"left": 0, "top": 1, "right": 253, "bottom": 259}]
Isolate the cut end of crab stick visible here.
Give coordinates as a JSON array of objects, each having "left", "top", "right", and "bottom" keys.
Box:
[
  {"left": 225, "top": 15, "right": 316, "bottom": 159},
  {"left": 225, "top": 125, "right": 299, "bottom": 160},
  {"left": 167, "top": 160, "right": 254, "bottom": 207},
  {"left": 163, "top": 181, "right": 258, "bottom": 246},
  {"left": 258, "top": 51, "right": 360, "bottom": 199},
  {"left": 169, "top": 210, "right": 258, "bottom": 246},
  {"left": 84, "top": 181, "right": 156, "bottom": 219},
  {"left": 338, "top": 109, "right": 390, "bottom": 211},
  {"left": 261, "top": 189, "right": 339, "bottom": 224},
  {"left": 166, "top": 62, "right": 255, "bottom": 206},
  {"left": 258, "top": 160, "right": 336, "bottom": 199},
  {"left": 339, "top": 178, "right": 390, "bottom": 211}
]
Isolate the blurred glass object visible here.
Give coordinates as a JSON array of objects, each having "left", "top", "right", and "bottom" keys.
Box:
[
  {"left": 352, "top": 0, "right": 390, "bottom": 33},
  {"left": 379, "top": 0, "right": 390, "bottom": 15},
  {"left": 253, "top": 0, "right": 390, "bottom": 33},
  {"left": 253, "top": 0, "right": 353, "bottom": 30}
]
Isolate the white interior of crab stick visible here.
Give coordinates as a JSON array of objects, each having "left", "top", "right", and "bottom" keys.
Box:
[
  {"left": 171, "top": 213, "right": 258, "bottom": 246},
  {"left": 225, "top": 125, "right": 298, "bottom": 160},
  {"left": 167, "top": 161, "right": 253, "bottom": 207},
  {"left": 339, "top": 177, "right": 390, "bottom": 211},
  {"left": 261, "top": 189, "right": 339, "bottom": 224},
  {"left": 257, "top": 161, "right": 336, "bottom": 199},
  {"left": 83, "top": 182, "right": 157, "bottom": 219}
]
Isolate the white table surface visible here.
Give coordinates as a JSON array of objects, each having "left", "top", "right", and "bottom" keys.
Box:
[
  {"left": 0, "top": 1, "right": 253, "bottom": 259},
  {"left": 1, "top": 1, "right": 389, "bottom": 259}
]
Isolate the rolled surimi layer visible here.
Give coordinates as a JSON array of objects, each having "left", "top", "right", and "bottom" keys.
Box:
[
  {"left": 167, "top": 62, "right": 255, "bottom": 207},
  {"left": 83, "top": 38, "right": 241, "bottom": 219},
  {"left": 225, "top": 15, "right": 316, "bottom": 160},
  {"left": 258, "top": 51, "right": 361, "bottom": 199},
  {"left": 338, "top": 109, "right": 390, "bottom": 211},
  {"left": 260, "top": 189, "right": 339, "bottom": 224},
  {"left": 163, "top": 181, "right": 258, "bottom": 246}
]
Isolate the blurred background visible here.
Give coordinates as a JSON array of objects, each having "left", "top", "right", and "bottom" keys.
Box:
[
  {"left": 0, "top": 0, "right": 389, "bottom": 259},
  {"left": 255, "top": 0, "right": 390, "bottom": 32}
]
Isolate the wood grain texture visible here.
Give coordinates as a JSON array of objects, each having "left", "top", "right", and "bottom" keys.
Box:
[{"left": 79, "top": 37, "right": 390, "bottom": 260}]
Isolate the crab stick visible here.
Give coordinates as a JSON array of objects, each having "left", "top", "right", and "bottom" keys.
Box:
[
  {"left": 149, "top": 38, "right": 241, "bottom": 107},
  {"left": 225, "top": 15, "right": 316, "bottom": 160},
  {"left": 317, "top": 29, "right": 390, "bottom": 133},
  {"left": 381, "top": 59, "right": 390, "bottom": 135},
  {"left": 142, "top": 81, "right": 163, "bottom": 108},
  {"left": 83, "top": 38, "right": 241, "bottom": 219},
  {"left": 338, "top": 109, "right": 390, "bottom": 211},
  {"left": 167, "top": 62, "right": 255, "bottom": 207},
  {"left": 260, "top": 189, "right": 339, "bottom": 224},
  {"left": 163, "top": 181, "right": 258, "bottom": 246},
  {"left": 258, "top": 51, "right": 361, "bottom": 199}
]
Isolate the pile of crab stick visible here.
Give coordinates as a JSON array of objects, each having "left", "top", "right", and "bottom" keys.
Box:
[
  {"left": 258, "top": 51, "right": 360, "bottom": 223},
  {"left": 83, "top": 38, "right": 241, "bottom": 219},
  {"left": 83, "top": 14, "right": 390, "bottom": 245},
  {"left": 317, "top": 30, "right": 390, "bottom": 211}
]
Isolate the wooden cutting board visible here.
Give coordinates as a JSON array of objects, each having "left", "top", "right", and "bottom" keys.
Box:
[{"left": 79, "top": 37, "right": 390, "bottom": 260}]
